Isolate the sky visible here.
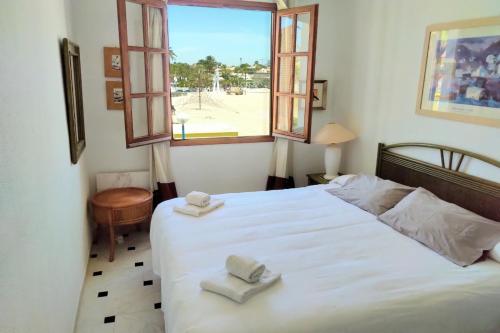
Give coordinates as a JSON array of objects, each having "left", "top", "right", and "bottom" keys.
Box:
[{"left": 168, "top": 5, "right": 272, "bottom": 66}]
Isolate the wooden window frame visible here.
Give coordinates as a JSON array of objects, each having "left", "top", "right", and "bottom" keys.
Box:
[
  {"left": 272, "top": 4, "right": 318, "bottom": 143},
  {"left": 117, "top": 0, "right": 173, "bottom": 148},
  {"left": 168, "top": 0, "right": 277, "bottom": 11},
  {"left": 118, "top": 0, "right": 318, "bottom": 147}
]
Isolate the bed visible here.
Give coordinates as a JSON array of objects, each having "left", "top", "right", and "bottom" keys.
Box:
[{"left": 151, "top": 143, "right": 500, "bottom": 333}]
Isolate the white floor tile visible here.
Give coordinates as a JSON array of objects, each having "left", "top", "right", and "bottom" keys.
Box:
[
  {"left": 142, "top": 268, "right": 161, "bottom": 282},
  {"left": 105, "top": 282, "right": 160, "bottom": 314},
  {"left": 74, "top": 322, "right": 114, "bottom": 333},
  {"left": 74, "top": 229, "right": 164, "bottom": 333},
  {"left": 114, "top": 310, "right": 164, "bottom": 333}
]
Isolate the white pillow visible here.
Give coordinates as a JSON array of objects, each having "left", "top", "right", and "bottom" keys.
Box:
[
  {"left": 329, "top": 174, "right": 356, "bottom": 186},
  {"left": 488, "top": 243, "right": 500, "bottom": 263}
]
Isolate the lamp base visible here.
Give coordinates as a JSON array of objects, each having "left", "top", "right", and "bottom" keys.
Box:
[{"left": 324, "top": 144, "right": 342, "bottom": 180}]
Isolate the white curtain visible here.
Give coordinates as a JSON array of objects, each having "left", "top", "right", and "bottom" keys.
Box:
[
  {"left": 269, "top": 137, "right": 293, "bottom": 179},
  {"left": 149, "top": 2, "right": 175, "bottom": 190}
]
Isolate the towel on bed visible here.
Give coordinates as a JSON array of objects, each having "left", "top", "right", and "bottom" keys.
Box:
[
  {"left": 225, "top": 255, "right": 266, "bottom": 283},
  {"left": 173, "top": 199, "right": 224, "bottom": 217},
  {"left": 200, "top": 269, "right": 281, "bottom": 304},
  {"left": 186, "top": 191, "right": 211, "bottom": 207}
]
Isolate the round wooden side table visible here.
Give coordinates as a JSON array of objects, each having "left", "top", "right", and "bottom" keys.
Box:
[{"left": 91, "top": 187, "right": 153, "bottom": 262}]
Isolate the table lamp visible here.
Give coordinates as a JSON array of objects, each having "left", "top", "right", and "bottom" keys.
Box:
[{"left": 313, "top": 123, "right": 356, "bottom": 180}]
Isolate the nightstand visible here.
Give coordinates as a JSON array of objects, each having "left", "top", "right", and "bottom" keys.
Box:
[
  {"left": 307, "top": 173, "right": 344, "bottom": 185},
  {"left": 91, "top": 187, "right": 153, "bottom": 262},
  {"left": 307, "top": 173, "right": 330, "bottom": 185}
]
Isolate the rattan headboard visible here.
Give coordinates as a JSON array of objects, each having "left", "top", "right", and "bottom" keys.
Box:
[{"left": 375, "top": 143, "right": 500, "bottom": 221}]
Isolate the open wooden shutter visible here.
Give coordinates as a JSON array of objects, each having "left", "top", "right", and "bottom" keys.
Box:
[
  {"left": 272, "top": 4, "right": 318, "bottom": 143},
  {"left": 117, "top": 0, "right": 172, "bottom": 148}
]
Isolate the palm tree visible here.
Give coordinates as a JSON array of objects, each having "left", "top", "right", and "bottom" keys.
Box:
[
  {"left": 169, "top": 47, "right": 177, "bottom": 61},
  {"left": 191, "top": 63, "right": 211, "bottom": 110},
  {"left": 236, "top": 63, "right": 252, "bottom": 92},
  {"left": 197, "top": 55, "right": 217, "bottom": 74}
]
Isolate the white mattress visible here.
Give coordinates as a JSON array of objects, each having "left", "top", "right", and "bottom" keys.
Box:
[{"left": 150, "top": 184, "right": 500, "bottom": 333}]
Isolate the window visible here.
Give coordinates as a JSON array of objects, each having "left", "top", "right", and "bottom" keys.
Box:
[
  {"left": 117, "top": 0, "right": 318, "bottom": 147},
  {"left": 117, "top": 0, "right": 173, "bottom": 148},
  {"left": 168, "top": 4, "right": 272, "bottom": 142},
  {"left": 273, "top": 5, "right": 318, "bottom": 141}
]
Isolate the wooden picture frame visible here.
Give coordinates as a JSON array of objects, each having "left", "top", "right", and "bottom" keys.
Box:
[
  {"left": 313, "top": 80, "right": 327, "bottom": 110},
  {"left": 106, "top": 81, "right": 124, "bottom": 110},
  {"left": 416, "top": 16, "right": 500, "bottom": 127},
  {"left": 62, "top": 38, "right": 86, "bottom": 164},
  {"left": 103, "top": 47, "right": 122, "bottom": 78}
]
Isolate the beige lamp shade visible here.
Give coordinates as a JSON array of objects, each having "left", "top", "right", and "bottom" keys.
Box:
[{"left": 313, "top": 123, "right": 356, "bottom": 144}]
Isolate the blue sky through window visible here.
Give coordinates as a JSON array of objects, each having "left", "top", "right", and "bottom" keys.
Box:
[{"left": 167, "top": 5, "right": 272, "bottom": 66}]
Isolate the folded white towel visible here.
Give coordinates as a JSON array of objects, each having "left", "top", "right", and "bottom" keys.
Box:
[
  {"left": 186, "top": 191, "right": 211, "bottom": 207},
  {"left": 489, "top": 242, "right": 500, "bottom": 263},
  {"left": 226, "top": 255, "right": 266, "bottom": 283},
  {"left": 200, "top": 269, "right": 281, "bottom": 304},
  {"left": 173, "top": 199, "right": 224, "bottom": 217}
]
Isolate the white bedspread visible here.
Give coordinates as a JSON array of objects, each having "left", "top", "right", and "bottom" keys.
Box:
[{"left": 150, "top": 185, "right": 500, "bottom": 333}]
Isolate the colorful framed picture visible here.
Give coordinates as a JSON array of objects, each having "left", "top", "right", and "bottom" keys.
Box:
[
  {"left": 416, "top": 16, "right": 500, "bottom": 127},
  {"left": 103, "top": 47, "right": 122, "bottom": 78},
  {"left": 313, "top": 80, "right": 327, "bottom": 110},
  {"left": 106, "top": 81, "right": 124, "bottom": 110}
]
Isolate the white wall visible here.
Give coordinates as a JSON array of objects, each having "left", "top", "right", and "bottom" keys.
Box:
[
  {"left": 0, "top": 1, "right": 91, "bottom": 332},
  {"left": 73, "top": 0, "right": 333, "bottom": 196},
  {"left": 294, "top": 0, "right": 500, "bottom": 181}
]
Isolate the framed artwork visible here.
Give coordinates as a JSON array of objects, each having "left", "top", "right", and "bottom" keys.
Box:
[
  {"left": 106, "top": 81, "right": 124, "bottom": 110},
  {"left": 62, "top": 38, "right": 86, "bottom": 164},
  {"left": 416, "top": 16, "right": 500, "bottom": 127},
  {"left": 103, "top": 47, "right": 122, "bottom": 78},
  {"left": 313, "top": 80, "right": 328, "bottom": 110}
]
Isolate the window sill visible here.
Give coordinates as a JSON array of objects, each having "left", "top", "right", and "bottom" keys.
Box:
[{"left": 170, "top": 135, "right": 275, "bottom": 147}]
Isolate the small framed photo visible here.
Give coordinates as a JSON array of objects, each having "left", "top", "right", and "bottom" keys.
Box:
[
  {"left": 313, "top": 80, "right": 328, "bottom": 110},
  {"left": 416, "top": 16, "right": 500, "bottom": 127},
  {"left": 106, "top": 81, "right": 124, "bottom": 110},
  {"left": 103, "top": 47, "right": 122, "bottom": 78}
]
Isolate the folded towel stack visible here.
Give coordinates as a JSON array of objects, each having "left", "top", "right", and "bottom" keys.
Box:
[
  {"left": 174, "top": 191, "right": 224, "bottom": 217},
  {"left": 186, "top": 191, "right": 211, "bottom": 207},
  {"left": 200, "top": 269, "right": 281, "bottom": 304},
  {"left": 173, "top": 199, "right": 224, "bottom": 217},
  {"left": 200, "top": 255, "right": 281, "bottom": 303},
  {"left": 226, "top": 255, "right": 266, "bottom": 283}
]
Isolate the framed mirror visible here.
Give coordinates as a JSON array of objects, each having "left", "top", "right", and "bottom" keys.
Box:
[{"left": 62, "top": 38, "right": 86, "bottom": 164}]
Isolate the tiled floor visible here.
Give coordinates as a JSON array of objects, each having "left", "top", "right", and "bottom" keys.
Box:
[{"left": 74, "top": 228, "right": 164, "bottom": 333}]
